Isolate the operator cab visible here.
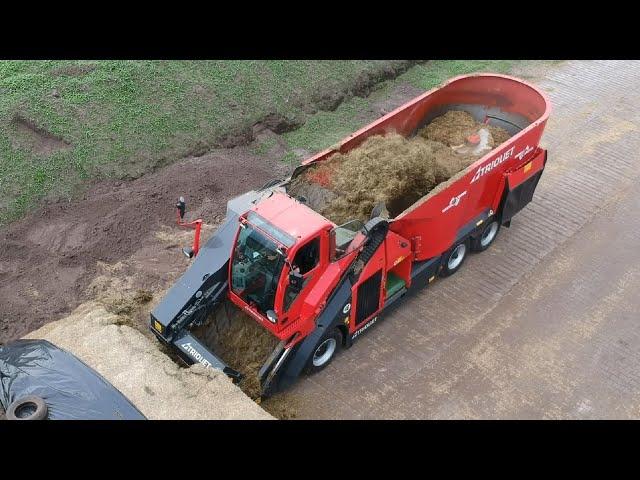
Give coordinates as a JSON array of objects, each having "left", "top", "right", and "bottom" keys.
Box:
[
  {"left": 230, "top": 213, "right": 291, "bottom": 316},
  {"left": 228, "top": 192, "right": 366, "bottom": 336}
]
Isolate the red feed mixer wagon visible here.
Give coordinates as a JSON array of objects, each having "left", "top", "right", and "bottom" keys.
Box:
[{"left": 150, "top": 74, "right": 551, "bottom": 396}]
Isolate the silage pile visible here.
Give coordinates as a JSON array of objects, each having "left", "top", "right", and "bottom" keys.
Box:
[
  {"left": 287, "top": 111, "right": 511, "bottom": 224},
  {"left": 419, "top": 110, "right": 512, "bottom": 147},
  {"left": 25, "top": 301, "right": 273, "bottom": 420},
  {"left": 193, "top": 303, "right": 281, "bottom": 402}
]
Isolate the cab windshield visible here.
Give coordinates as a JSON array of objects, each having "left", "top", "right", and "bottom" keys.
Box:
[{"left": 230, "top": 221, "right": 287, "bottom": 316}]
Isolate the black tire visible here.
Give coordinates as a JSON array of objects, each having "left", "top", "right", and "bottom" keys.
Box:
[
  {"left": 439, "top": 238, "right": 469, "bottom": 277},
  {"left": 6, "top": 395, "right": 48, "bottom": 421},
  {"left": 305, "top": 328, "right": 342, "bottom": 375},
  {"left": 470, "top": 220, "right": 500, "bottom": 253}
]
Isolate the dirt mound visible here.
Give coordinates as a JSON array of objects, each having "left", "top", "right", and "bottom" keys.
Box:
[
  {"left": 0, "top": 146, "right": 288, "bottom": 344},
  {"left": 24, "top": 301, "right": 272, "bottom": 419},
  {"left": 288, "top": 111, "right": 510, "bottom": 224}
]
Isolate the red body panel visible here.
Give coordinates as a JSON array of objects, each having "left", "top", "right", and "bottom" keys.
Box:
[
  {"left": 300, "top": 73, "right": 550, "bottom": 262},
  {"left": 227, "top": 74, "right": 550, "bottom": 347},
  {"left": 384, "top": 231, "right": 413, "bottom": 286},
  {"left": 390, "top": 141, "right": 544, "bottom": 261},
  {"left": 301, "top": 74, "right": 549, "bottom": 168},
  {"left": 505, "top": 148, "right": 546, "bottom": 189},
  {"left": 252, "top": 192, "right": 332, "bottom": 243}
]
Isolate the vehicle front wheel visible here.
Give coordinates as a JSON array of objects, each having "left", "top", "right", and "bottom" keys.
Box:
[
  {"left": 439, "top": 239, "right": 469, "bottom": 277},
  {"left": 305, "top": 328, "right": 342, "bottom": 374}
]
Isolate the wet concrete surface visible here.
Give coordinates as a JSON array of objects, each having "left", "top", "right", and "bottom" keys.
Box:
[{"left": 264, "top": 61, "right": 640, "bottom": 419}]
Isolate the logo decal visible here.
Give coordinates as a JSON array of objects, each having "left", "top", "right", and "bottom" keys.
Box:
[
  {"left": 471, "top": 146, "right": 515, "bottom": 184},
  {"left": 352, "top": 316, "right": 378, "bottom": 340},
  {"left": 181, "top": 342, "right": 213, "bottom": 368},
  {"left": 442, "top": 191, "right": 467, "bottom": 213},
  {"left": 515, "top": 145, "right": 533, "bottom": 161},
  {"left": 343, "top": 303, "right": 351, "bottom": 314}
]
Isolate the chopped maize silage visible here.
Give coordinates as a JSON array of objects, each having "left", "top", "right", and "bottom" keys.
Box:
[{"left": 287, "top": 111, "right": 511, "bottom": 224}]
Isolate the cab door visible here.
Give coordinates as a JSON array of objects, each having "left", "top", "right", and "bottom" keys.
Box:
[{"left": 275, "top": 235, "right": 324, "bottom": 327}]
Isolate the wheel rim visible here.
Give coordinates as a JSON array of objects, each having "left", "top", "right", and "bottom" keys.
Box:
[
  {"left": 312, "top": 338, "right": 337, "bottom": 367},
  {"left": 480, "top": 222, "right": 499, "bottom": 248},
  {"left": 15, "top": 402, "right": 37, "bottom": 419},
  {"left": 447, "top": 244, "right": 466, "bottom": 270}
]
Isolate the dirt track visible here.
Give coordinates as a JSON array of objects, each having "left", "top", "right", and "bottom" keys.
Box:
[{"left": 262, "top": 60, "right": 640, "bottom": 419}]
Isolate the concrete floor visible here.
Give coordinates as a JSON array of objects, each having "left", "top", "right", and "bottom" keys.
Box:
[{"left": 264, "top": 60, "right": 640, "bottom": 419}]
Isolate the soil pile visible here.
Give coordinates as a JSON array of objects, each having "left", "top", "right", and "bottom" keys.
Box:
[
  {"left": 287, "top": 111, "right": 511, "bottom": 224},
  {"left": 194, "top": 304, "right": 281, "bottom": 401},
  {"left": 0, "top": 147, "right": 289, "bottom": 344},
  {"left": 24, "top": 302, "right": 273, "bottom": 419}
]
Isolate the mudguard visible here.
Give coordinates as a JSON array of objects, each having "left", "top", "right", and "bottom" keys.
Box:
[
  {"left": 267, "top": 276, "right": 353, "bottom": 394},
  {"left": 500, "top": 170, "right": 544, "bottom": 224},
  {"left": 500, "top": 149, "right": 547, "bottom": 224}
]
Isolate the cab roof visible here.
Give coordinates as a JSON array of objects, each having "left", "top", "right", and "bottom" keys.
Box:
[{"left": 249, "top": 191, "right": 332, "bottom": 246}]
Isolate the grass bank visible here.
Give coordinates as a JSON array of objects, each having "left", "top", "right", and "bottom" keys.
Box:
[{"left": 0, "top": 60, "right": 410, "bottom": 225}]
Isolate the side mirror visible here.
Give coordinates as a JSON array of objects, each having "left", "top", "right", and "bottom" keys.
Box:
[
  {"left": 176, "top": 196, "right": 186, "bottom": 220},
  {"left": 288, "top": 270, "right": 304, "bottom": 293},
  {"left": 266, "top": 310, "right": 278, "bottom": 324}
]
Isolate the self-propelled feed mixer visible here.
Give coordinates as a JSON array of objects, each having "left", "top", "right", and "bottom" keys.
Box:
[{"left": 150, "top": 74, "right": 551, "bottom": 397}]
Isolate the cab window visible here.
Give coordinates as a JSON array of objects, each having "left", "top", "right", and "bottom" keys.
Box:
[
  {"left": 292, "top": 237, "right": 320, "bottom": 274},
  {"left": 283, "top": 237, "right": 320, "bottom": 311}
]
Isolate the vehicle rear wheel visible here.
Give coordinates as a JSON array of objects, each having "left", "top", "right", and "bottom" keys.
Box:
[
  {"left": 305, "top": 328, "right": 342, "bottom": 374},
  {"left": 471, "top": 220, "right": 500, "bottom": 252},
  {"left": 440, "top": 239, "right": 469, "bottom": 277},
  {"left": 6, "top": 395, "right": 48, "bottom": 421}
]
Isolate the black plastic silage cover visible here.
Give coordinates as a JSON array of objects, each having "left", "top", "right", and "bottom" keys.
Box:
[{"left": 0, "top": 339, "right": 146, "bottom": 420}]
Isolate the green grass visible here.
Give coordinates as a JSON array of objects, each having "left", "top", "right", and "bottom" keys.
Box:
[
  {"left": 0, "top": 60, "right": 401, "bottom": 225},
  {"left": 0, "top": 60, "right": 555, "bottom": 226},
  {"left": 282, "top": 60, "right": 520, "bottom": 157}
]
